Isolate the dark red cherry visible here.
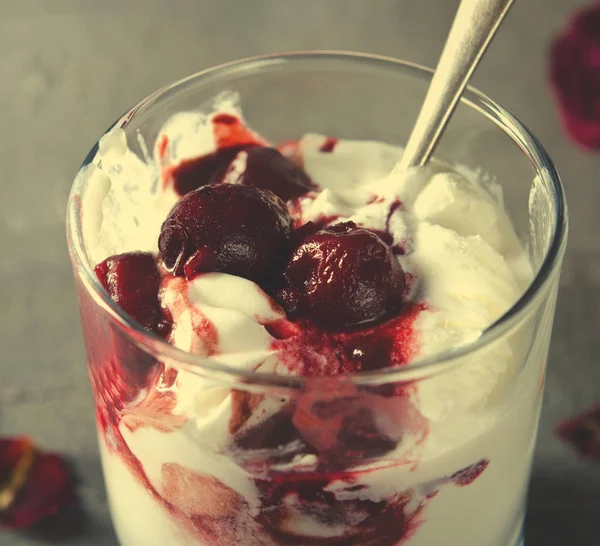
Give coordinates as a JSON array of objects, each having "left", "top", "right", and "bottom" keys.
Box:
[
  {"left": 169, "top": 146, "right": 254, "bottom": 196},
  {"left": 158, "top": 184, "right": 293, "bottom": 281},
  {"left": 276, "top": 222, "right": 405, "bottom": 331},
  {"left": 218, "top": 147, "right": 314, "bottom": 202},
  {"left": 94, "top": 252, "right": 168, "bottom": 336}
]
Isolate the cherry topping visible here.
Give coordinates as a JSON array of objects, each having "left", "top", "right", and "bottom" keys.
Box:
[
  {"left": 218, "top": 147, "right": 314, "bottom": 202},
  {"left": 94, "top": 252, "right": 168, "bottom": 336},
  {"left": 168, "top": 146, "right": 253, "bottom": 196},
  {"left": 158, "top": 184, "right": 293, "bottom": 281},
  {"left": 275, "top": 222, "right": 405, "bottom": 331}
]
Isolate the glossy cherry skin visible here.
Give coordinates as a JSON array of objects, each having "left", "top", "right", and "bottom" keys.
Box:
[{"left": 158, "top": 184, "right": 293, "bottom": 282}]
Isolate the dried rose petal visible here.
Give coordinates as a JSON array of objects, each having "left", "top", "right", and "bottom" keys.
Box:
[
  {"left": 556, "top": 403, "right": 600, "bottom": 460},
  {"left": 0, "top": 437, "right": 75, "bottom": 528},
  {"left": 549, "top": 3, "right": 600, "bottom": 149}
]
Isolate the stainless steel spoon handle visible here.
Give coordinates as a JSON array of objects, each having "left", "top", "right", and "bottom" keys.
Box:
[{"left": 395, "top": 0, "right": 514, "bottom": 172}]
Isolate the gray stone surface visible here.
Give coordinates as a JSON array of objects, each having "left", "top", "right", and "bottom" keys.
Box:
[{"left": 0, "top": 0, "right": 599, "bottom": 544}]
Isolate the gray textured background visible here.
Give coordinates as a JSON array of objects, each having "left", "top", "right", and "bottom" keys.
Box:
[{"left": 1, "top": 1, "right": 599, "bottom": 544}]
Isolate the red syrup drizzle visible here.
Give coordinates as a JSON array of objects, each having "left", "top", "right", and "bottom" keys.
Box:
[
  {"left": 157, "top": 134, "right": 169, "bottom": 162},
  {"left": 268, "top": 302, "right": 425, "bottom": 375},
  {"left": 367, "top": 200, "right": 407, "bottom": 256},
  {"left": 160, "top": 275, "right": 219, "bottom": 355},
  {"left": 255, "top": 473, "right": 425, "bottom": 546},
  {"left": 92, "top": 344, "right": 263, "bottom": 544},
  {"left": 90, "top": 126, "right": 494, "bottom": 544},
  {"left": 212, "top": 113, "right": 267, "bottom": 149},
  {"left": 450, "top": 459, "right": 490, "bottom": 486},
  {"left": 319, "top": 136, "right": 339, "bottom": 153}
]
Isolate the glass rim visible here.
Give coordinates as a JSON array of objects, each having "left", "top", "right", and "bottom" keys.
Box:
[{"left": 66, "top": 50, "right": 568, "bottom": 388}]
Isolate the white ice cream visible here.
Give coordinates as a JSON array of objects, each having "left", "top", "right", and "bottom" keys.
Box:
[{"left": 78, "top": 92, "right": 540, "bottom": 546}]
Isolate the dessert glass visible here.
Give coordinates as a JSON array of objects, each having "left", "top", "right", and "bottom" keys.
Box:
[{"left": 67, "top": 52, "right": 567, "bottom": 546}]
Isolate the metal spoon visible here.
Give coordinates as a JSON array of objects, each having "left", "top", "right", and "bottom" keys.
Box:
[{"left": 394, "top": 0, "right": 514, "bottom": 172}]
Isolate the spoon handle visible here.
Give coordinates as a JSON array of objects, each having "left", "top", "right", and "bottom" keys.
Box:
[{"left": 395, "top": 0, "right": 514, "bottom": 171}]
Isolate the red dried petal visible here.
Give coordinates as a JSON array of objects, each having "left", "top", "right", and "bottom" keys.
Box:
[
  {"left": 0, "top": 437, "right": 75, "bottom": 529},
  {"left": 556, "top": 403, "right": 600, "bottom": 460},
  {"left": 549, "top": 3, "right": 600, "bottom": 149}
]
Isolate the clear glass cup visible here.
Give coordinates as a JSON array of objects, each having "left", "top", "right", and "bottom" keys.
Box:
[{"left": 67, "top": 52, "right": 567, "bottom": 546}]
